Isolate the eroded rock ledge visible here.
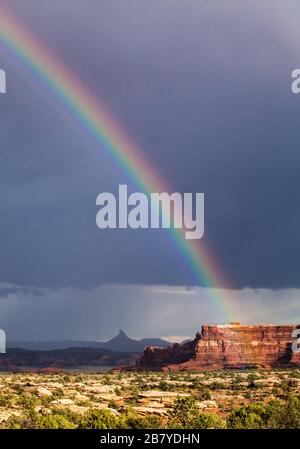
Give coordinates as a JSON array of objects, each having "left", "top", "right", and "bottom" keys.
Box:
[{"left": 137, "top": 323, "right": 300, "bottom": 371}]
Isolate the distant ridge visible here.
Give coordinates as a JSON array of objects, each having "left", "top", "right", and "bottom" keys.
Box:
[{"left": 7, "top": 330, "right": 171, "bottom": 353}]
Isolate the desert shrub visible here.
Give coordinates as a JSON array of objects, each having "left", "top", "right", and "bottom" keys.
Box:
[
  {"left": 281, "top": 380, "right": 292, "bottom": 392},
  {"left": 158, "top": 380, "right": 171, "bottom": 391},
  {"left": 5, "top": 407, "right": 79, "bottom": 429},
  {"left": 17, "top": 393, "right": 38, "bottom": 410},
  {"left": 4, "top": 416, "right": 26, "bottom": 429},
  {"left": 135, "top": 415, "right": 165, "bottom": 429},
  {"left": 12, "top": 383, "right": 25, "bottom": 394},
  {"left": 103, "top": 375, "right": 112, "bottom": 385},
  {"left": 114, "top": 387, "right": 122, "bottom": 396},
  {"left": 5, "top": 409, "right": 39, "bottom": 429},
  {"left": 52, "top": 388, "right": 64, "bottom": 399},
  {"left": 35, "top": 413, "right": 76, "bottom": 429},
  {"left": 191, "top": 377, "right": 212, "bottom": 398},
  {"left": 119, "top": 406, "right": 138, "bottom": 428},
  {"left": 168, "top": 396, "right": 198, "bottom": 428},
  {"left": 227, "top": 403, "right": 273, "bottom": 429},
  {"left": 76, "top": 400, "right": 90, "bottom": 407},
  {"left": 74, "top": 375, "right": 84, "bottom": 382},
  {"left": 231, "top": 376, "right": 243, "bottom": 391},
  {"left": 192, "top": 412, "right": 225, "bottom": 429},
  {"left": 126, "top": 397, "right": 139, "bottom": 407},
  {"left": 40, "top": 395, "right": 53, "bottom": 406},
  {"left": 167, "top": 396, "right": 223, "bottom": 429},
  {"left": 268, "top": 396, "right": 300, "bottom": 429},
  {"left": 209, "top": 381, "right": 226, "bottom": 390},
  {"left": 227, "top": 399, "right": 286, "bottom": 429},
  {"left": 61, "top": 375, "right": 72, "bottom": 384},
  {"left": 194, "top": 386, "right": 211, "bottom": 401},
  {"left": 271, "top": 387, "right": 280, "bottom": 396},
  {"left": 0, "top": 394, "right": 14, "bottom": 407},
  {"left": 247, "top": 373, "right": 259, "bottom": 388},
  {"left": 123, "top": 409, "right": 164, "bottom": 429},
  {"left": 77, "top": 408, "right": 119, "bottom": 429}
]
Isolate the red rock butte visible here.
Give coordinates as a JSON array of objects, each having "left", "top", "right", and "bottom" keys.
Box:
[{"left": 137, "top": 323, "right": 300, "bottom": 371}]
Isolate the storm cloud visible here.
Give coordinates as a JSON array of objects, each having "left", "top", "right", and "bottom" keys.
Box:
[
  {"left": 1, "top": 284, "right": 300, "bottom": 341},
  {"left": 0, "top": 0, "right": 300, "bottom": 338}
]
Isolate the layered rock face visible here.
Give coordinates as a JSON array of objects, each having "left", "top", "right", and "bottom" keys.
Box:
[{"left": 138, "top": 324, "right": 300, "bottom": 371}]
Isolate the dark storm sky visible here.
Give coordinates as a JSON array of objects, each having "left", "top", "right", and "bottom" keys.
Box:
[{"left": 0, "top": 0, "right": 300, "bottom": 339}]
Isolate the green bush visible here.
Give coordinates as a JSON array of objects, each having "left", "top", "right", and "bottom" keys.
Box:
[
  {"left": 247, "top": 373, "right": 259, "bottom": 389},
  {"left": 191, "top": 378, "right": 211, "bottom": 400},
  {"left": 227, "top": 403, "right": 270, "bottom": 429},
  {"left": 209, "top": 381, "right": 226, "bottom": 390},
  {"left": 196, "top": 387, "right": 211, "bottom": 400},
  {"left": 136, "top": 415, "right": 165, "bottom": 429},
  {"left": 35, "top": 413, "right": 76, "bottom": 429},
  {"left": 158, "top": 380, "right": 171, "bottom": 391},
  {"left": 227, "top": 400, "right": 290, "bottom": 429},
  {"left": 168, "top": 396, "right": 224, "bottom": 429},
  {"left": 123, "top": 409, "right": 165, "bottom": 429},
  {"left": 268, "top": 396, "right": 300, "bottom": 429},
  {"left": 77, "top": 409, "right": 119, "bottom": 429},
  {"left": 17, "top": 394, "right": 38, "bottom": 410},
  {"left": 192, "top": 412, "right": 225, "bottom": 429},
  {"left": 0, "top": 394, "right": 14, "bottom": 407}
]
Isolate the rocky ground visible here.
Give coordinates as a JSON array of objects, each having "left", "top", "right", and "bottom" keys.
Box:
[{"left": 0, "top": 368, "right": 300, "bottom": 428}]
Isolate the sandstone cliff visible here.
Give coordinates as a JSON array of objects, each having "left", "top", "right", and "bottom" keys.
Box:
[{"left": 138, "top": 324, "right": 300, "bottom": 370}]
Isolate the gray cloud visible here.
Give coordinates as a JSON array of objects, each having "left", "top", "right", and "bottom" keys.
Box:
[{"left": 1, "top": 284, "right": 299, "bottom": 340}]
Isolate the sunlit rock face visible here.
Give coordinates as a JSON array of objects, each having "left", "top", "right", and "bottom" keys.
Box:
[{"left": 138, "top": 324, "right": 300, "bottom": 371}]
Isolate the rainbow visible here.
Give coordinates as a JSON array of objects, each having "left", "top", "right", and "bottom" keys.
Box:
[{"left": 0, "top": 7, "right": 234, "bottom": 321}]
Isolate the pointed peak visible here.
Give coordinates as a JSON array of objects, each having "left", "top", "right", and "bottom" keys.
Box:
[{"left": 118, "top": 329, "right": 127, "bottom": 337}]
